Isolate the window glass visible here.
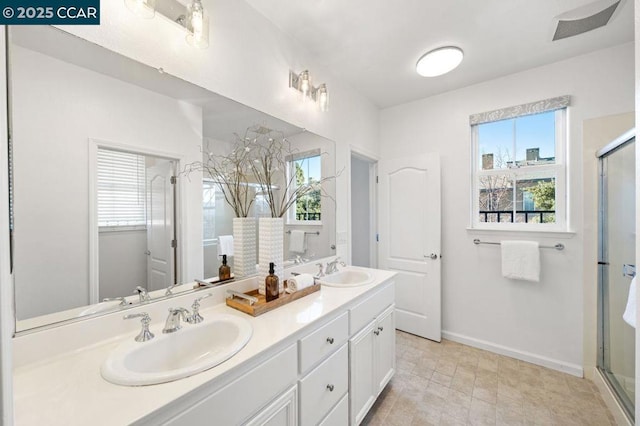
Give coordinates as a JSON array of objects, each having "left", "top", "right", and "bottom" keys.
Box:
[
  {"left": 290, "top": 154, "right": 322, "bottom": 222},
  {"left": 473, "top": 108, "right": 564, "bottom": 228}
]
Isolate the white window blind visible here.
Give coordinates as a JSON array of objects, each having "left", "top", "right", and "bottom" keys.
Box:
[{"left": 97, "top": 148, "right": 146, "bottom": 227}]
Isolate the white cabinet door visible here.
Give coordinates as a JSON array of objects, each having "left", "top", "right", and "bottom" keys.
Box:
[
  {"left": 349, "top": 321, "right": 376, "bottom": 425},
  {"left": 374, "top": 306, "right": 395, "bottom": 394},
  {"left": 245, "top": 385, "right": 298, "bottom": 426}
]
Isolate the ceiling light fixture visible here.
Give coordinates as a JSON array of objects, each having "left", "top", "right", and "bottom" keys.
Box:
[
  {"left": 125, "top": 0, "right": 209, "bottom": 49},
  {"left": 416, "top": 46, "right": 464, "bottom": 77},
  {"left": 289, "top": 70, "right": 329, "bottom": 112}
]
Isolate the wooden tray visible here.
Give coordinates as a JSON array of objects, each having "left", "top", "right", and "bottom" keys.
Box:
[{"left": 225, "top": 281, "right": 320, "bottom": 317}]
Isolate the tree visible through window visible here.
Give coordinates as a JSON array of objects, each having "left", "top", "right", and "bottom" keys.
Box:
[{"left": 290, "top": 153, "right": 322, "bottom": 222}]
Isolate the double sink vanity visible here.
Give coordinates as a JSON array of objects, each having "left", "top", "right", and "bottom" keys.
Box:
[{"left": 13, "top": 263, "right": 396, "bottom": 425}]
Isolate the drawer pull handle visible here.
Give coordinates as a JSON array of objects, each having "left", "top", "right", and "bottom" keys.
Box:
[
  {"left": 374, "top": 330, "right": 380, "bottom": 336},
  {"left": 378, "top": 326, "right": 384, "bottom": 332},
  {"left": 326, "top": 337, "right": 334, "bottom": 344},
  {"left": 326, "top": 384, "right": 334, "bottom": 392}
]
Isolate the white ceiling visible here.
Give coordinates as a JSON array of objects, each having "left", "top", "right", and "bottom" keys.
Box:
[{"left": 244, "top": 0, "right": 634, "bottom": 108}]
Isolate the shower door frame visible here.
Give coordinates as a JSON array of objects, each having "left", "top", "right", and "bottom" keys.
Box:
[{"left": 596, "top": 128, "right": 635, "bottom": 422}]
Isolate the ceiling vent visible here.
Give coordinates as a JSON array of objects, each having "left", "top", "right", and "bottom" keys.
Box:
[{"left": 552, "top": 0, "right": 621, "bottom": 41}]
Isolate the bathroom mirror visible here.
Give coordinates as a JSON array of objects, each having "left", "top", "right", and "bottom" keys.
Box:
[{"left": 9, "top": 26, "right": 336, "bottom": 333}]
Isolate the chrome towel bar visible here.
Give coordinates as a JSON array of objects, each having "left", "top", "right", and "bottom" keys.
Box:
[
  {"left": 473, "top": 239, "right": 564, "bottom": 251},
  {"left": 286, "top": 230, "right": 320, "bottom": 235}
]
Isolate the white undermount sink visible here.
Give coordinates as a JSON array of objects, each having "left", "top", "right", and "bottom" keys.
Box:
[
  {"left": 101, "top": 313, "right": 252, "bottom": 386},
  {"left": 317, "top": 267, "right": 374, "bottom": 287}
]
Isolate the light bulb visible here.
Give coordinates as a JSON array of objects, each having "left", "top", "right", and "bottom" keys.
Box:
[
  {"left": 317, "top": 84, "right": 329, "bottom": 112},
  {"left": 186, "top": 0, "right": 210, "bottom": 49},
  {"left": 299, "top": 70, "right": 310, "bottom": 100}
]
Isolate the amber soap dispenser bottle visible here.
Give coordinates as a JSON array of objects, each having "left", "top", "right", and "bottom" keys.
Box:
[
  {"left": 219, "top": 254, "right": 231, "bottom": 281},
  {"left": 265, "top": 262, "right": 279, "bottom": 302}
]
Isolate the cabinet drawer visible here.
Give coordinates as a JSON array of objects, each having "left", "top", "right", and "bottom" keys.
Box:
[
  {"left": 299, "top": 312, "right": 348, "bottom": 374},
  {"left": 318, "top": 393, "right": 348, "bottom": 426},
  {"left": 350, "top": 282, "right": 394, "bottom": 335},
  {"left": 299, "top": 344, "right": 348, "bottom": 426}
]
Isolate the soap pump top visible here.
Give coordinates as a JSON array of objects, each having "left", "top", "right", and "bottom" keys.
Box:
[{"left": 219, "top": 254, "right": 231, "bottom": 281}]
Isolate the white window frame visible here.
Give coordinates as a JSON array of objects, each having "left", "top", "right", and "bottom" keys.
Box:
[
  {"left": 471, "top": 104, "right": 568, "bottom": 232},
  {"left": 286, "top": 149, "right": 323, "bottom": 226}
]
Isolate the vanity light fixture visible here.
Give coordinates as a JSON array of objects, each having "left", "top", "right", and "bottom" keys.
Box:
[
  {"left": 125, "top": 0, "right": 156, "bottom": 18},
  {"left": 416, "top": 46, "right": 464, "bottom": 77},
  {"left": 124, "top": 0, "right": 209, "bottom": 49},
  {"left": 289, "top": 70, "right": 329, "bottom": 112}
]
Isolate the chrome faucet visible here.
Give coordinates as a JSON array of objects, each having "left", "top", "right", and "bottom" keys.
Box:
[
  {"left": 325, "top": 257, "right": 346, "bottom": 275},
  {"left": 135, "top": 286, "right": 151, "bottom": 303},
  {"left": 315, "top": 262, "right": 326, "bottom": 278},
  {"left": 163, "top": 307, "right": 190, "bottom": 333},
  {"left": 164, "top": 283, "right": 180, "bottom": 296}
]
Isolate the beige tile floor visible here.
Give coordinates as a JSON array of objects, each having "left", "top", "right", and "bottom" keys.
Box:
[{"left": 362, "top": 331, "right": 616, "bottom": 426}]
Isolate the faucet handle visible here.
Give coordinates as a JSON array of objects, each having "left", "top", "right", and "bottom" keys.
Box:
[
  {"left": 187, "top": 293, "right": 212, "bottom": 324},
  {"left": 164, "top": 283, "right": 180, "bottom": 296},
  {"left": 316, "top": 262, "right": 325, "bottom": 277},
  {"left": 103, "top": 297, "right": 128, "bottom": 306},
  {"left": 134, "top": 286, "right": 151, "bottom": 302},
  {"left": 123, "top": 312, "right": 154, "bottom": 342}
]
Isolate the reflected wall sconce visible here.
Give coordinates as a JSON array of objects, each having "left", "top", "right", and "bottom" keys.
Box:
[
  {"left": 289, "top": 70, "right": 329, "bottom": 112},
  {"left": 124, "top": 0, "right": 209, "bottom": 49}
]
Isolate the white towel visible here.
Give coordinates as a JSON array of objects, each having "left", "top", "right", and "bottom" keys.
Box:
[
  {"left": 217, "top": 235, "right": 234, "bottom": 257},
  {"left": 501, "top": 240, "right": 540, "bottom": 282},
  {"left": 623, "top": 277, "right": 636, "bottom": 328},
  {"left": 289, "top": 230, "right": 306, "bottom": 253},
  {"left": 286, "top": 273, "right": 315, "bottom": 293}
]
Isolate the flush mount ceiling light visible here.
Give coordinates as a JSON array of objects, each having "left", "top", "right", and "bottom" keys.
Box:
[
  {"left": 289, "top": 70, "right": 329, "bottom": 112},
  {"left": 416, "top": 46, "right": 464, "bottom": 77},
  {"left": 124, "top": 0, "right": 209, "bottom": 49}
]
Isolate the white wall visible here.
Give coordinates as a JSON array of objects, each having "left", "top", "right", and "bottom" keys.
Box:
[
  {"left": 380, "top": 43, "right": 635, "bottom": 374},
  {"left": 12, "top": 46, "right": 203, "bottom": 320}
]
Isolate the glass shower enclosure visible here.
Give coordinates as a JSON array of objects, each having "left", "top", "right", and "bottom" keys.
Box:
[{"left": 597, "top": 128, "right": 635, "bottom": 421}]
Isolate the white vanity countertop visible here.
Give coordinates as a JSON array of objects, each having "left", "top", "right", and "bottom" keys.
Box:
[{"left": 13, "top": 267, "right": 396, "bottom": 426}]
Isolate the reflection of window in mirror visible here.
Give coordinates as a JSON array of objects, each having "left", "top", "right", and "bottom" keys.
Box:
[
  {"left": 287, "top": 149, "right": 322, "bottom": 224},
  {"left": 97, "top": 149, "right": 146, "bottom": 230},
  {"left": 202, "top": 179, "right": 217, "bottom": 246}
]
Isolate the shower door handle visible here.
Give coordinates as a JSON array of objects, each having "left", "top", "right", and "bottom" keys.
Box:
[{"left": 623, "top": 264, "right": 636, "bottom": 278}]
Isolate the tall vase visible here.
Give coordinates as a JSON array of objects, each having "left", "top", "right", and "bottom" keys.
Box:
[
  {"left": 233, "top": 217, "right": 256, "bottom": 278},
  {"left": 258, "top": 217, "right": 284, "bottom": 295}
]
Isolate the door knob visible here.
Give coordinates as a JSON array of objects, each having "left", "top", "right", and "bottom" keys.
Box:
[
  {"left": 145, "top": 250, "right": 151, "bottom": 256},
  {"left": 429, "top": 253, "right": 438, "bottom": 260}
]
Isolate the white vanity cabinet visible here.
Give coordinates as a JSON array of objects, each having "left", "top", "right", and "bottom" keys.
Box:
[
  {"left": 349, "top": 287, "right": 396, "bottom": 425},
  {"left": 245, "top": 385, "right": 298, "bottom": 426}
]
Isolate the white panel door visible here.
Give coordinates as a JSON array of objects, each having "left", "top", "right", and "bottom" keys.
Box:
[
  {"left": 146, "top": 160, "right": 175, "bottom": 291},
  {"left": 378, "top": 154, "right": 441, "bottom": 341}
]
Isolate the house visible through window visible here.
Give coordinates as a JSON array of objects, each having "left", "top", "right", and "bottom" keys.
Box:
[
  {"left": 287, "top": 150, "right": 322, "bottom": 223},
  {"left": 471, "top": 96, "right": 568, "bottom": 229},
  {"left": 97, "top": 148, "right": 146, "bottom": 228}
]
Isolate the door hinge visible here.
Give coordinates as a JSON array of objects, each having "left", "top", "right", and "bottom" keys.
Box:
[
  {"left": 376, "top": 233, "right": 379, "bottom": 242},
  {"left": 171, "top": 239, "right": 177, "bottom": 248},
  {"left": 376, "top": 176, "right": 379, "bottom": 183},
  {"left": 597, "top": 261, "right": 609, "bottom": 265},
  {"left": 170, "top": 176, "right": 177, "bottom": 185}
]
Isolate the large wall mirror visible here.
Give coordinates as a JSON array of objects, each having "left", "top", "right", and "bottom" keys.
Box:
[{"left": 9, "top": 26, "right": 337, "bottom": 333}]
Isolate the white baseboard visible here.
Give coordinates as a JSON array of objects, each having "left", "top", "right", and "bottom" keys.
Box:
[
  {"left": 592, "top": 367, "right": 633, "bottom": 426},
  {"left": 442, "top": 330, "right": 583, "bottom": 377}
]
